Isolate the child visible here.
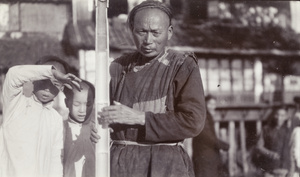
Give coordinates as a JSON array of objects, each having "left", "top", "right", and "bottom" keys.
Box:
[
  {"left": 0, "top": 56, "right": 81, "bottom": 177},
  {"left": 192, "top": 94, "right": 229, "bottom": 177},
  {"left": 255, "top": 105, "right": 291, "bottom": 177},
  {"left": 63, "top": 80, "right": 95, "bottom": 177}
]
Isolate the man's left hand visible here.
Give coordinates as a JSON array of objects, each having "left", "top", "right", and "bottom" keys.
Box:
[{"left": 99, "top": 101, "right": 145, "bottom": 125}]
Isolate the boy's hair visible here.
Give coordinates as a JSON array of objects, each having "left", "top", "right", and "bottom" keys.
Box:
[
  {"left": 35, "top": 55, "right": 70, "bottom": 74},
  {"left": 205, "top": 94, "right": 216, "bottom": 102},
  {"left": 273, "top": 105, "right": 288, "bottom": 113},
  {"left": 63, "top": 80, "right": 95, "bottom": 100},
  {"left": 267, "top": 104, "right": 288, "bottom": 126}
]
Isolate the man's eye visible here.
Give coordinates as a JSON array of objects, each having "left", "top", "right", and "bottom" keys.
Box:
[
  {"left": 137, "top": 31, "right": 146, "bottom": 35},
  {"left": 152, "top": 32, "right": 160, "bottom": 37}
]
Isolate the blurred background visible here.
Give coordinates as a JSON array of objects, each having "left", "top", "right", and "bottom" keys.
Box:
[{"left": 0, "top": 0, "right": 300, "bottom": 176}]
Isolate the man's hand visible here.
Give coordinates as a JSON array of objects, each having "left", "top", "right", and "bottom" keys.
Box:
[
  {"left": 99, "top": 101, "right": 145, "bottom": 125},
  {"left": 51, "top": 69, "right": 82, "bottom": 91}
]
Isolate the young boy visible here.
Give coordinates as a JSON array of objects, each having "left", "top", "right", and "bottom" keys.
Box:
[
  {"left": 255, "top": 106, "right": 291, "bottom": 177},
  {"left": 0, "top": 56, "right": 81, "bottom": 177},
  {"left": 63, "top": 80, "right": 95, "bottom": 177}
]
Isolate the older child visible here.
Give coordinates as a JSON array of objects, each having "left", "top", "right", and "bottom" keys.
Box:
[
  {"left": 0, "top": 56, "right": 81, "bottom": 177},
  {"left": 63, "top": 80, "right": 95, "bottom": 177}
]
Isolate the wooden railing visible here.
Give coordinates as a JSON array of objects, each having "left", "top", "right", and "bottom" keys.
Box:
[{"left": 214, "top": 104, "right": 296, "bottom": 176}]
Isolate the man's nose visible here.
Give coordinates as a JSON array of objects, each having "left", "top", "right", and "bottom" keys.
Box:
[{"left": 144, "top": 33, "right": 153, "bottom": 44}]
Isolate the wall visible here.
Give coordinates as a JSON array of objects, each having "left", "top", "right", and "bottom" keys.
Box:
[
  {"left": 0, "top": 1, "right": 72, "bottom": 118},
  {"left": 197, "top": 56, "right": 259, "bottom": 105},
  {"left": 0, "top": 2, "right": 71, "bottom": 40}
]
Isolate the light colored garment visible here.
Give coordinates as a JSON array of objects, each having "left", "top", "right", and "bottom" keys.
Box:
[
  {"left": 0, "top": 65, "right": 64, "bottom": 177},
  {"left": 292, "top": 127, "right": 300, "bottom": 169},
  {"left": 63, "top": 118, "right": 95, "bottom": 177},
  {"left": 289, "top": 127, "right": 300, "bottom": 177}
]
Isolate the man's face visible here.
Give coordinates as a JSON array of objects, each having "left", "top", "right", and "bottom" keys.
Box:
[
  {"left": 66, "top": 89, "right": 94, "bottom": 123},
  {"left": 132, "top": 8, "right": 173, "bottom": 58}
]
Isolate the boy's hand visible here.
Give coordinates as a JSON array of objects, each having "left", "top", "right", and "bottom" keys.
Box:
[
  {"left": 90, "top": 124, "right": 101, "bottom": 143},
  {"left": 270, "top": 152, "right": 280, "bottom": 160},
  {"left": 52, "top": 69, "right": 82, "bottom": 91}
]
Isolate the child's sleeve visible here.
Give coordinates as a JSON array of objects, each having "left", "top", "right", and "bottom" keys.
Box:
[
  {"left": 49, "top": 116, "right": 64, "bottom": 177},
  {"left": 2, "top": 65, "right": 53, "bottom": 109}
]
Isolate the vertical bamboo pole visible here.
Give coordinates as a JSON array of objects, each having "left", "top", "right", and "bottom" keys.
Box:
[
  {"left": 239, "top": 119, "right": 248, "bottom": 174},
  {"left": 95, "top": 0, "right": 110, "bottom": 177},
  {"left": 228, "top": 121, "right": 237, "bottom": 176}
]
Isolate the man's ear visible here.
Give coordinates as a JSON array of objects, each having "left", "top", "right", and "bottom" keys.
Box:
[{"left": 167, "top": 25, "right": 173, "bottom": 40}]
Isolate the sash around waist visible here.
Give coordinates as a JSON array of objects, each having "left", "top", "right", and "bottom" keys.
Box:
[{"left": 111, "top": 140, "right": 183, "bottom": 147}]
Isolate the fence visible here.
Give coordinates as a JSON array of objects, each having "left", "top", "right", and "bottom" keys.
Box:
[{"left": 214, "top": 104, "right": 296, "bottom": 176}]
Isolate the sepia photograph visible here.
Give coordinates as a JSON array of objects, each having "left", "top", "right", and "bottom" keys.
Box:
[{"left": 0, "top": 0, "right": 300, "bottom": 177}]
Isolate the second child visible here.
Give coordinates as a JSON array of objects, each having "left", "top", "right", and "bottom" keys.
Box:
[{"left": 63, "top": 80, "right": 95, "bottom": 177}]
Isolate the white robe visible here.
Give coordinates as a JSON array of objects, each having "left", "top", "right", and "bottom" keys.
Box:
[{"left": 0, "top": 65, "right": 63, "bottom": 177}]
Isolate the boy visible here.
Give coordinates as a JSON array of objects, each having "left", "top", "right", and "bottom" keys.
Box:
[
  {"left": 63, "top": 80, "right": 95, "bottom": 177},
  {"left": 0, "top": 56, "right": 81, "bottom": 177},
  {"left": 255, "top": 106, "right": 291, "bottom": 177}
]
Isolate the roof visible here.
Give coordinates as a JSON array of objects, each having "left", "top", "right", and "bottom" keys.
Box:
[
  {"left": 61, "top": 19, "right": 136, "bottom": 54},
  {"left": 62, "top": 18, "right": 300, "bottom": 55},
  {"left": 0, "top": 0, "right": 71, "bottom": 2},
  {"left": 0, "top": 32, "right": 78, "bottom": 70},
  {"left": 172, "top": 21, "right": 300, "bottom": 50}
]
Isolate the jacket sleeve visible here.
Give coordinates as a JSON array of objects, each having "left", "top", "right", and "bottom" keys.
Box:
[
  {"left": 2, "top": 65, "right": 53, "bottom": 112},
  {"left": 144, "top": 57, "right": 206, "bottom": 142}
]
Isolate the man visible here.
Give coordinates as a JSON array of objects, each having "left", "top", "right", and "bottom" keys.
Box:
[{"left": 91, "top": 1, "right": 206, "bottom": 177}]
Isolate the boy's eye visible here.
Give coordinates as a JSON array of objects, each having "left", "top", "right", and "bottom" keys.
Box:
[{"left": 73, "top": 103, "right": 80, "bottom": 107}]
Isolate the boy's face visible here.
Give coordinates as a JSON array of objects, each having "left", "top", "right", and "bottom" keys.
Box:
[
  {"left": 33, "top": 79, "right": 60, "bottom": 103},
  {"left": 206, "top": 98, "right": 217, "bottom": 114},
  {"left": 67, "top": 88, "right": 94, "bottom": 123},
  {"left": 33, "top": 61, "right": 66, "bottom": 104},
  {"left": 274, "top": 108, "right": 288, "bottom": 127}
]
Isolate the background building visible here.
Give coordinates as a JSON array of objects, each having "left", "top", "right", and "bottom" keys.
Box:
[{"left": 1, "top": 1, "right": 300, "bottom": 176}]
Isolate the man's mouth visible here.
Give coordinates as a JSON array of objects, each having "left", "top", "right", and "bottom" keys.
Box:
[{"left": 142, "top": 47, "right": 153, "bottom": 53}]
